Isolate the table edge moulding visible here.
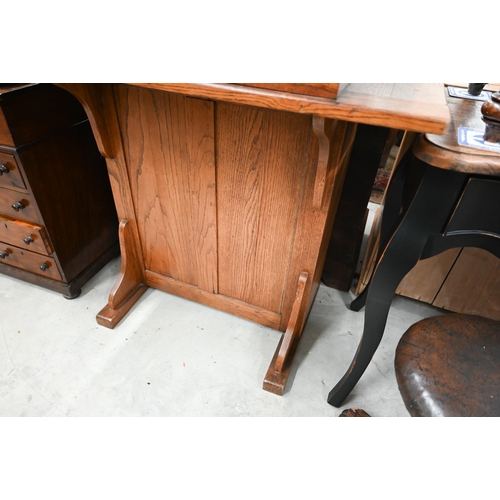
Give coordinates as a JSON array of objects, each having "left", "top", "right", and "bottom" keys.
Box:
[{"left": 56, "top": 83, "right": 450, "bottom": 395}]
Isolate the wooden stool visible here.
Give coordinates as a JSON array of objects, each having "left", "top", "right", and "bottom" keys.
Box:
[{"left": 395, "top": 314, "right": 500, "bottom": 417}]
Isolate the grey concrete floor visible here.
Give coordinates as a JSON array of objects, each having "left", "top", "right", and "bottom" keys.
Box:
[{"left": 0, "top": 205, "right": 445, "bottom": 417}]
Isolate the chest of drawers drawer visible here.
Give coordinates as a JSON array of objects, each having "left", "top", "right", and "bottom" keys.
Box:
[
  {"left": 0, "top": 151, "right": 27, "bottom": 191},
  {"left": 0, "top": 187, "right": 40, "bottom": 223},
  {"left": 0, "top": 241, "right": 62, "bottom": 281},
  {"left": 0, "top": 214, "right": 53, "bottom": 255}
]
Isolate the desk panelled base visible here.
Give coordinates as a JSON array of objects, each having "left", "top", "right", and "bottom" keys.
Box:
[{"left": 60, "top": 83, "right": 357, "bottom": 395}]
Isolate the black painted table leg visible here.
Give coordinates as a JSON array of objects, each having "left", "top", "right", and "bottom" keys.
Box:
[{"left": 328, "top": 166, "right": 466, "bottom": 407}]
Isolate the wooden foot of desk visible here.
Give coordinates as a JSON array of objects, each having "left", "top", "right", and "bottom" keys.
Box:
[
  {"left": 263, "top": 272, "right": 309, "bottom": 395},
  {"left": 97, "top": 283, "right": 148, "bottom": 329},
  {"left": 263, "top": 333, "right": 302, "bottom": 395},
  {"left": 97, "top": 219, "right": 147, "bottom": 329}
]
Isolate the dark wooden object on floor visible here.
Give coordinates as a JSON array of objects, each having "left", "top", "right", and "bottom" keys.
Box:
[
  {"left": 0, "top": 84, "right": 119, "bottom": 298},
  {"left": 395, "top": 314, "right": 500, "bottom": 417},
  {"left": 339, "top": 408, "right": 371, "bottom": 417},
  {"left": 322, "top": 124, "right": 392, "bottom": 291},
  {"left": 327, "top": 89, "right": 500, "bottom": 408}
]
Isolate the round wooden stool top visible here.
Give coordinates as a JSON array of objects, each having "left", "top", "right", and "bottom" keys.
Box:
[
  {"left": 412, "top": 91, "right": 500, "bottom": 176},
  {"left": 395, "top": 314, "right": 500, "bottom": 417}
]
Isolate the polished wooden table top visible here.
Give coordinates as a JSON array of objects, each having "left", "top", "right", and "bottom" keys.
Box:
[
  {"left": 414, "top": 87, "right": 500, "bottom": 176},
  {"left": 134, "top": 83, "right": 451, "bottom": 134}
]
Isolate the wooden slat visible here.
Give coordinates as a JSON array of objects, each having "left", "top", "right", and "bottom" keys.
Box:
[
  {"left": 114, "top": 86, "right": 218, "bottom": 293},
  {"left": 433, "top": 247, "right": 500, "bottom": 320},
  {"left": 396, "top": 249, "right": 461, "bottom": 304},
  {"left": 216, "top": 102, "right": 311, "bottom": 313},
  {"left": 145, "top": 270, "right": 282, "bottom": 330}
]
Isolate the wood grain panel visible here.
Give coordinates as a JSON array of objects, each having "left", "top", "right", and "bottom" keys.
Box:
[
  {"left": 145, "top": 270, "right": 281, "bottom": 330},
  {"left": 114, "top": 86, "right": 217, "bottom": 292},
  {"left": 279, "top": 119, "right": 357, "bottom": 331},
  {"left": 433, "top": 248, "right": 500, "bottom": 320},
  {"left": 396, "top": 249, "right": 461, "bottom": 303},
  {"left": 216, "top": 102, "right": 311, "bottom": 313}
]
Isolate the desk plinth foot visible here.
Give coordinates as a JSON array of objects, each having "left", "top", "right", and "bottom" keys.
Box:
[
  {"left": 97, "top": 219, "right": 147, "bottom": 329},
  {"left": 263, "top": 333, "right": 300, "bottom": 395},
  {"left": 97, "top": 283, "right": 148, "bottom": 329},
  {"left": 263, "top": 271, "right": 309, "bottom": 395}
]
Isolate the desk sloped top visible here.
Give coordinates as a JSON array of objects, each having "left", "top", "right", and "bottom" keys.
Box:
[{"left": 132, "top": 83, "right": 450, "bottom": 134}]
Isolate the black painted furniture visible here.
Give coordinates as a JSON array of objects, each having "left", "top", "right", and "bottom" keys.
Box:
[{"left": 328, "top": 88, "right": 500, "bottom": 408}]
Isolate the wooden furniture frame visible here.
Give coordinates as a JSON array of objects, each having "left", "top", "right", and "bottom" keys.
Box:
[{"left": 57, "top": 83, "right": 450, "bottom": 395}]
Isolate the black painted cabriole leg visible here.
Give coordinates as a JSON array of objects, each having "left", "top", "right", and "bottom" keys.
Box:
[{"left": 328, "top": 166, "right": 466, "bottom": 407}]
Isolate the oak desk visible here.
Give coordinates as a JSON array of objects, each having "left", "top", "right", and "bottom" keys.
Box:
[{"left": 58, "top": 83, "right": 450, "bottom": 395}]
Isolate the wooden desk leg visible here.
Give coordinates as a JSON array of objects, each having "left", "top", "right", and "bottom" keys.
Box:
[
  {"left": 97, "top": 219, "right": 148, "bottom": 328},
  {"left": 263, "top": 272, "right": 309, "bottom": 395}
]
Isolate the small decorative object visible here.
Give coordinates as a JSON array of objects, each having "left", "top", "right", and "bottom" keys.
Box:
[
  {"left": 468, "top": 83, "right": 488, "bottom": 95},
  {"left": 481, "top": 92, "right": 500, "bottom": 144}
]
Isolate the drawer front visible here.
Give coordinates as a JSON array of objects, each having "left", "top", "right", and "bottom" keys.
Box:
[
  {"left": 0, "top": 241, "right": 62, "bottom": 281},
  {"left": 0, "top": 215, "right": 53, "bottom": 255},
  {"left": 0, "top": 151, "right": 27, "bottom": 191},
  {"left": 0, "top": 187, "right": 41, "bottom": 223}
]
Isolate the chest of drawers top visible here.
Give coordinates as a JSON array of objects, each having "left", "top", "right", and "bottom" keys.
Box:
[{"left": 0, "top": 84, "right": 87, "bottom": 147}]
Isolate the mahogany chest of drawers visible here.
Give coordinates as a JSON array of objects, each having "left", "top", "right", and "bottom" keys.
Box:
[{"left": 0, "top": 83, "right": 119, "bottom": 298}]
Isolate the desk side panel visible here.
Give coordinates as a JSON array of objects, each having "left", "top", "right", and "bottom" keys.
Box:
[
  {"left": 216, "top": 102, "right": 311, "bottom": 313},
  {"left": 113, "top": 85, "right": 218, "bottom": 292}
]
